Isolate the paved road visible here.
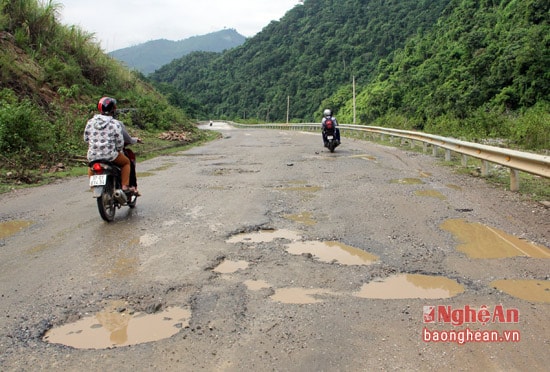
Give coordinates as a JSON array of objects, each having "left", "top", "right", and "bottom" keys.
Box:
[{"left": 1, "top": 125, "right": 549, "bottom": 371}]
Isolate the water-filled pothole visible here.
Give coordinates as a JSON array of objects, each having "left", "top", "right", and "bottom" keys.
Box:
[
  {"left": 43, "top": 301, "right": 191, "bottom": 349},
  {"left": 213, "top": 260, "right": 249, "bottom": 274},
  {"left": 270, "top": 288, "right": 336, "bottom": 304},
  {"left": 284, "top": 212, "right": 317, "bottom": 226},
  {"left": 226, "top": 229, "right": 301, "bottom": 244},
  {"left": 244, "top": 280, "right": 272, "bottom": 291},
  {"left": 415, "top": 190, "right": 447, "bottom": 200},
  {"left": 278, "top": 185, "right": 322, "bottom": 193},
  {"left": 0, "top": 220, "right": 34, "bottom": 239},
  {"left": 354, "top": 274, "right": 465, "bottom": 299},
  {"left": 285, "top": 241, "right": 378, "bottom": 266},
  {"left": 350, "top": 154, "right": 377, "bottom": 161},
  {"left": 390, "top": 178, "right": 424, "bottom": 185},
  {"left": 491, "top": 279, "right": 550, "bottom": 303},
  {"left": 441, "top": 219, "right": 550, "bottom": 259}
]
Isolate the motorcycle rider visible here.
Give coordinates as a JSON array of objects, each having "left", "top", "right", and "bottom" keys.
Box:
[
  {"left": 321, "top": 108, "right": 341, "bottom": 147},
  {"left": 84, "top": 97, "right": 140, "bottom": 194}
]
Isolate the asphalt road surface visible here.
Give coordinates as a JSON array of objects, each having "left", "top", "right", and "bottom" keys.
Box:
[{"left": 1, "top": 124, "right": 549, "bottom": 371}]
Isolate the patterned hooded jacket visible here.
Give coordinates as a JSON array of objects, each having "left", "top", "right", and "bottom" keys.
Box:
[{"left": 84, "top": 114, "right": 124, "bottom": 162}]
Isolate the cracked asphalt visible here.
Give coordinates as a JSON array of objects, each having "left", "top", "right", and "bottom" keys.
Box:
[{"left": 1, "top": 123, "right": 548, "bottom": 371}]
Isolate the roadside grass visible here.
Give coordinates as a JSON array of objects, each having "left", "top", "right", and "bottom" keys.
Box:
[
  {"left": 0, "top": 129, "right": 221, "bottom": 194},
  {"left": 343, "top": 130, "right": 550, "bottom": 203}
]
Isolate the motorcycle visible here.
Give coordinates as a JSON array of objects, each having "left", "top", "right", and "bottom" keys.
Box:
[
  {"left": 323, "top": 126, "right": 340, "bottom": 153},
  {"left": 88, "top": 155, "right": 138, "bottom": 222}
]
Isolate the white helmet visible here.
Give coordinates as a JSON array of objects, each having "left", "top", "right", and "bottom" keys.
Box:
[{"left": 323, "top": 109, "right": 332, "bottom": 117}]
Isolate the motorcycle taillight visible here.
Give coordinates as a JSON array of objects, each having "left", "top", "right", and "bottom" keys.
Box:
[{"left": 92, "top": 163, "right": 104, "bottom": 174}]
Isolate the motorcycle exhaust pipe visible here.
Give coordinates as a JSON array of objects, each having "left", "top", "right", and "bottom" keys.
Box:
[{"left": 113, "top": 189, "right": 128, "bottom": 204}]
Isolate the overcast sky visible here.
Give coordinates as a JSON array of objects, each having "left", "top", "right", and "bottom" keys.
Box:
[{"left": 57, "top": 0, "right": 302, "bottom": 52}]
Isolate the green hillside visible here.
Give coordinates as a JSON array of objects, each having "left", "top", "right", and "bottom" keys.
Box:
[
  {"left": 109, "top": 29, "right": 246, "bottom": 74},
  {"left": 341, "top": 0, "right": 550, "bottom": 149},
  {"left": 151, "top": 0, "right": 549, "bottom": 149},
  {"left": 152, "top": 0, "right": 450, "bottom": 122},
  {"left": 0, "top": 0, "right": 200, "bottom": 185}
]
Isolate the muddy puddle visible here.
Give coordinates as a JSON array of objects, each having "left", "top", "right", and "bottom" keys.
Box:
[
  {"left": 271, "top": 288, "right": 336, "bottom": 304},
  {"left": 390, "top": 178, "right": 424, "bottom": 185},
  {"left": 350, "top": 154, "right": 377, "bottom": 161},
  {"left": 0, "top": 220, "right": 34, "bottom": 239},
  {"left": 213, "top": 260, "right": 249, "bottom": 274},
  {"left": 278, "top": 184, "right": 322, "bottom": 193},
  {"left": 284, "top": 212, "right": 317, "bottom": 226},
  {"left": 226, "top": 229, "right": 301, "bottom": 244},
  {"left": 491, "top": 279, "right": 550, "bottom": 303},
  {"left": 354, "top": 274, "right": 465, "bottom": 299},
  {"left": 244, "top": 280, "right": 272, "bottom": 291},
  {"left": 415, "top": 190, "right": 447, "bottom": 200},
  {"left": 43, "top": 301, "right": 191, "bottom": 349},
  {"left": 285, "top": 241, "right": 378, "bottom": 266},
  {"left": 441, "top": 219, "right": 550, "bottom": 259}
]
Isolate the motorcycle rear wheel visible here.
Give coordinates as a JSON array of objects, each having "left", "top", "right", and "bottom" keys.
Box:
[{"left": 97, "top": 182, "right": 116, "bottom": 222}]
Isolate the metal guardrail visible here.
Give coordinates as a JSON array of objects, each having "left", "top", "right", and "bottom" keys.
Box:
[{"left": 229, "top": 122, "right": 550, "bottom": 192}]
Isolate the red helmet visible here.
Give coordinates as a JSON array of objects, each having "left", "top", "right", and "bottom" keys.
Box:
[{"left": 98, "top": 97, "right": 117, "bottom": 115}]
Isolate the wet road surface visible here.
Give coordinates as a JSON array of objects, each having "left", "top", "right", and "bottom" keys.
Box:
[{"left": 1, "top": 124, "right": 549, "bottom": 370}]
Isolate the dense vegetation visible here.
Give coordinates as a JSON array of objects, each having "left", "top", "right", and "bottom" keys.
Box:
[
  {"left": 341, "top": 0, "right": 550, "bottom": 149},
  {"left": 151, "top": 0, "right": 549, "bottom": 150},
  {"left": 152, "top": 0, "right": 450, "bottom": 122},
  {"left": 110, "top": 29, "right": 246, "bottom": 75},
  {"left": 0, "top": 0, "right": 199, "bottom": 182}
]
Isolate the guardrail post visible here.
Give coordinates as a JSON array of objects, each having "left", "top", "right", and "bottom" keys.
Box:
[
  {"left": 462, "top": 154, "right": 468, "bottom": 167},
  {"left": 432, "top": 145, "right": 439, "bottom": 157},
  {"left": 423, "top": 143, "right": 428, "bottom": 153},
  {"left": 445, "top": 149, "right": 452, "bottom": 161},
  {"left": 510, "top": 169, "right": 520, "bottom": 192},
  {"left": 481, "top": 160, "right": 489, "bottom": 177}
]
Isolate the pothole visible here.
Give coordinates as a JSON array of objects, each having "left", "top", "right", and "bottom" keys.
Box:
[
  {"left": 354, "top": 274, "right": 465, "bottom": 299},
  {"left": 284, "top": 212, "right": 317, "bottom": 226},
  {"left": 491, "top": 279, "right": 550, "bottom": 303},
  {"left": 213, "top": 260, "right": 249, "bottom": 274},
  {"left": 278, "top": 185, "right": 322, "bottom": 193},
  {"left": 244, "top": 280, "right": 272, "bottom": 291},
  {"left": 270, "top": 288, "right": 336, "bottom": 304},
  {"left": 390, "top": 178, "right": 424, "bottom": 185},
  {"left": 226, "top": 229, "right": 301, "bottom": 244},
  {"left": 285, "top": 241, "right": 378, "bottom": 266},
  {"left": 415, "top": 190, "right": 447, "bottom": 200},
  {"left": 43, "top": 301, "right": 191, "bottom": 349},
  {"left": 441, "top": 219, "right": 550, "bottom": 259},
  {"left": 0, "top": 220, "right": 34, "bottom": 239},
  {"left": 350, "top": 154, "right": 377, "bottom": 161}
]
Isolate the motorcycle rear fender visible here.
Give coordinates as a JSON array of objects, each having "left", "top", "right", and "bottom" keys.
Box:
[{"left": 91, "top": 186, "right": 104, "bottom": 198}]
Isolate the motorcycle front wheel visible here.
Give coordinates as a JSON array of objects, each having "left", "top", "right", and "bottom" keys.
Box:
[{"left": 97, "top": 181, "right": 116, "bottom": 222}]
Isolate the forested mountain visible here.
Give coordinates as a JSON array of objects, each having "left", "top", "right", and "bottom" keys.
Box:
[
  {"left": 340, "top": 0, "right": 550, "bottom": 149},
  {"left": 109, "top": 29, "right": 246, "bottom": 74},
  {"left": 151, "top": 0, "right": 451, "bottom": 122},
  {"left": 151, "top": 0, "right": 549, "bottom": 149}
]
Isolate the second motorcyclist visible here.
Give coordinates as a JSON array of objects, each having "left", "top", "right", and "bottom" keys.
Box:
[{"left": 321, "top": 108, "right": 341, "bottom": 148}]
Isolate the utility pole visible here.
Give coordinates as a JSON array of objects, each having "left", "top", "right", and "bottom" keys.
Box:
[
  {"left": 286, "top": 96, "right": 290, "bottom": 124},
  {"left": 353, "top": 76, "right": 356, "bottom": 124}
]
